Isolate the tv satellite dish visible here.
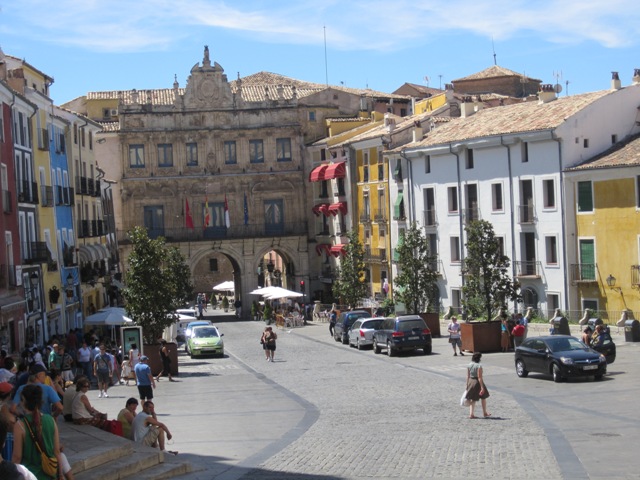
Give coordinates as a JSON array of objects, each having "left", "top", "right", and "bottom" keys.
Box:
[{"left": 554, "top": 83, "right": 563, "bottom": 94}]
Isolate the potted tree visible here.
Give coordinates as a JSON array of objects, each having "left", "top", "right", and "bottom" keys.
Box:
[
  {"left": 221, "top": 296, "right": 229, "bottom": 312},
  {"left": 394, "top": 223, "right": 441, "bottom": 336},
  {"left": 460, "top": 220, "right": 521, "bottom": 352},
  {"left": 332, "top": 230, "right": 369, "bottom": 309},
  {"left": 263, "top": 302, "right": 273, "bottom": 324}
]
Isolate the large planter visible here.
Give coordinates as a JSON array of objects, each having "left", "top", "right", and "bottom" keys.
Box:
[
  {"left": 419, "top": 313, "right": 441, "bottom": 338},
  {"left": 143, "top": 343, "right": 179, "bottom": 376},
  {"left": 460, "top": 321, "right": 502, "bottom": 353}
]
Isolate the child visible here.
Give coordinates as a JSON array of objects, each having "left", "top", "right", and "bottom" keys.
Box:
[{"left": 120, "top": 355, "right": 132, "bottom": 386}]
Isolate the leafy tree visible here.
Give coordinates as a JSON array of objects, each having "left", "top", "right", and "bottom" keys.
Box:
[
  {"left": 394, "top": 222, "right": 439, "bottom": 314},
  {"left": 462, "top": 220, "right": 521, "bottom": 321},
  {"left": 123, "top": 226, "right": 193, "bottom": 343},
  {"left": 332, "top": 229, "right": 368, "bottom": 308}
]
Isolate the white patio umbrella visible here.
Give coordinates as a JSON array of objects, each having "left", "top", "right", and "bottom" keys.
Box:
[
  {"left": 212, "top": 280, "right": 235, "bottom": 292},
  {"left": 84, "top": 307, "right": 134, "bottom": 326},
  {"left": 249, "top": 286, "right": 279, "bottom": 296},
  {"left": 263, "top": 287, "right": 303, "bottom": 300}
]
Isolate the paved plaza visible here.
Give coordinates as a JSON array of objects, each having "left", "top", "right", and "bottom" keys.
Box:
[{"left": 93, "top": 311, "right": 639, "bottom": 480}]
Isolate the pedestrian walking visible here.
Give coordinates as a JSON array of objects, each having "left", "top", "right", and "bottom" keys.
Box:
[
  {"left": 134, "top": 356, "right": 155, "bottom": 402},
  {"left": 155, "top": 340, "right": 174, "bottom": 382},
  {"left": 261, "top": 327, "right": 278, "bottom": 362},
  {"left": 447, "top": 316, "right": 464, "bottom": 356},
  {"left": 329, "top": 303, "right": 337, "bottom": 337},
  {"left": 93, "top": 345, "right": 112, "bottom": 398},
  {"left": 465, "top": 352, "right": 490, "bottom": 419}
]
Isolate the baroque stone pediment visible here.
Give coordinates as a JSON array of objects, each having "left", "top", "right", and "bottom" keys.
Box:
[{"left": 182, "top": 46, "right": 234, "bottom": 109}]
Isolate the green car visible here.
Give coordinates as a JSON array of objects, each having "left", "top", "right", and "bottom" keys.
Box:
[{"left": 187, "top": 326, "right": 224, "bottom": 358}]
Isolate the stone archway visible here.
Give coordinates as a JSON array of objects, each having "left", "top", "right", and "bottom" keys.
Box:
[{"left": 189, "top": 246, "right": 243, "bottom": 308}]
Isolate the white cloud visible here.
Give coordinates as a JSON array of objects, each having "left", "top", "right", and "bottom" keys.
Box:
[{"left": 3, "top": 0, "right": 639, "bottom": 52}]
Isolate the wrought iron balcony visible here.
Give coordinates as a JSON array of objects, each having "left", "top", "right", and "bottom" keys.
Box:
[
  {"left": 518, "top": 204, "right": 535, "bottom": 224},
  {"left": 515, "top": 260, "right": 542, "bottom": 277},
  {"left": 463, "top": 207, "right": 479, "bottom": 224},
  {"left": 359, "top": 213, "right": 372, "bottom": 224},
  {"left": 631, "top": 265, "right": 640, "bottom": 287},
  {"left": 22, "top": 241, "right": 48, "bottom": 264},
  {"left": 41, "top": 185, "right": 54, "bottom": 207},
  {"left": 423, "top": 208, "right": 436, "bottom": 227},
  {"left": 18, "top": 181, "right": 38, "bottom": 204},
  {"left": 570, "top": 263, "right": 597, "bottom": 283},
  {"left": 374, "top": 209, "right": 387, "bottom": 223},
  {"left": 78, "top": 220, "right": 91, "bottom": 238}
]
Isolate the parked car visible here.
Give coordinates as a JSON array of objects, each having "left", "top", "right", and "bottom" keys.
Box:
[
  {"left": 184, "top": 320, "right": 212, "bottom": 353},
  {"left": 373, "top": 315, "right": 432, "bottom": 356},
  {"left": 348, "top": 318, "right": 385, "bottom": 350},
  {"left": 590, "top": 330, "right": 616, "bottom": 364},
  {"left": 174, "top": 312, "right": 198, "bottom": 343},
  {"left": 187, "top": 325, "right": 224, "bottom": 358},
  {"left": 514, "top": 335, "right": 607, "bottom": 382},
  {"left": 333, "top": 310, "right": 370, "bottom": 344}
]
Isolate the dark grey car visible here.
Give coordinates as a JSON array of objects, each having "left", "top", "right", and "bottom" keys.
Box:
[
  {"left": 373, "top": 315, "right": 432, "bottom": 356},
  {"left": 333, "top": 310, "right": 370, "bottom": 344}
]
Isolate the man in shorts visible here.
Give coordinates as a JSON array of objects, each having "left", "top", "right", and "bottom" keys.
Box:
[
  {"left": 134, "top": 355, "right": 156, "bottom": 401},
  {"left": 93, "top": 344, "right": 112, "bottom": 398},
  {"left": 132, "top": 401, "right": 176, "bottom": 454}
]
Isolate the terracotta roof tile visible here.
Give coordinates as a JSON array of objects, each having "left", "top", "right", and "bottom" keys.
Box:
[
  {"left": 566, "top": 133, "right": 640, "bottom": 171},
  {"left": 408, "top": 90, "right": 612, "bottom": 149},
  {"left": 453, "top": 65, "right": 541, "bottom": 83}
]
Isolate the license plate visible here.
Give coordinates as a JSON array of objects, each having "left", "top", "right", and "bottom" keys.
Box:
[
  {"left": 408, "top": 336, "right": 418, "bottom": 340},
  {"left": 583, "top": 365, "right": 597, "bottom": 370}
]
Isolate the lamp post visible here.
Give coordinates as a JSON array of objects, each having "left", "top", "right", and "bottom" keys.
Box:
[{"left": 606, "top": 274, "right": 622, "bottom": 293}]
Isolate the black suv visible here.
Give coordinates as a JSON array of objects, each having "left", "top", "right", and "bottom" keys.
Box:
[
  {"left": 373, "top": 315, "right": 432, "bottom": 356},
  {"left": 333, "top": 310, "right": 370, "bottom": 344}
]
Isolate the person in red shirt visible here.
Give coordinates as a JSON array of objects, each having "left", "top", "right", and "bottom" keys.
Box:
[{"left": 512, "top": 321, "right": 526, "bottom": 348}]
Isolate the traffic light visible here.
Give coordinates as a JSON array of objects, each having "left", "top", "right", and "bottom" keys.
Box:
[{"left": 300, "top": 280, "right": 305, "bottom": 293}]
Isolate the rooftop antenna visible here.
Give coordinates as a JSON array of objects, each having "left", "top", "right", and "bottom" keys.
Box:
[
  {"left": 438, "top": 75, "right": 443, "bottom": 90},
  {"left": 324, "top": 26, "right": 329, "bottom": 86},
  {"left": 553, "top": 70, "right": 563, "bottom": 95},
  {"left": 424, "top": 76, "right": 430, "bottom": 87},
  {"left": 520, "top": 70, "right": 529, "bottom": 97},
  {"left": 492, "top": 37, "right": 497, "bottom": 65},
  {"left": 565, "top": 79, "right": 570, "bottom": 96}
]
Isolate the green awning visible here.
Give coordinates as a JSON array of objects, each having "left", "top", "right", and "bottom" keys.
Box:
[{"left": 394, "top": 191, "right": 404, "bottom": 219}]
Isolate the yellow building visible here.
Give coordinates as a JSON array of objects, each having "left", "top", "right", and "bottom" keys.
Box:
[{"left": 565, "top": 133, "right": 640, "bottom": 322}]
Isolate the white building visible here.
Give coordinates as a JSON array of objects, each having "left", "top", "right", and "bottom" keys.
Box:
[{"left": 389, "top": 74, "right": 640, "bottom": 317}]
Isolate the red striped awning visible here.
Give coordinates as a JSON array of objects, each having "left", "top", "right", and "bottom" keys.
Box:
[
  {"left": 312, "top": 203, "right": 330, "bottom": 216},
  {"left": 330, "top": 244, "right": 347, "bottom": 257},
  {"left": 315, "top": 243, "right": 332, "bottom": 256},
  {"left": 327, "top": 202, "right": 348, "bottom": 216},
  {"left": 324, "top": 161, "right": 346, "bottom": 180},
  {"left": 309, "top": 164, "right": 329, "bottom": 182}
]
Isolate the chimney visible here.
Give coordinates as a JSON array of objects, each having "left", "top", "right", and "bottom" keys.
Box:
[
  {"left": 445, "top": 83, "right": 454, "bottom": 102},
  {"left": 611, "top": 71, "right": 621, "bottom": 90},
  {"left": 412, "top": 120, "right": 423, "bottom": 143},
  {"left": 538, "top": 84, "right": 556, "bottom": 104},
  {"left": 384, "top": 113, "right": 396, "bottom": 133},
  {"left": 460, "top": 96, "right": 475, "bottom": 118},
  {"left": 632, "top": 68, "right": 640, "bottom": 85}
]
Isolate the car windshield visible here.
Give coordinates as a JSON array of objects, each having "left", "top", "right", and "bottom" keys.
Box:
[
  {"left": 363, "top": 319, "right": 384, "bottom": 329},
  {"left": 194, "top": 328, "right": 218, "bottom": 338},
  {"left": 398, "top": 320, "right": 426, "bottom": 332},
  {"left": 546, "top": 337, "right": 587, "bottom": 352}
]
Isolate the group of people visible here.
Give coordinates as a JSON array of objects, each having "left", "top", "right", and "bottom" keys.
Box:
[
  {"left": 582, "top": 324, "right": 608, "bottom": 347},
  {"left": 500, "top": 312, "right": 529, "bottom": 352}
]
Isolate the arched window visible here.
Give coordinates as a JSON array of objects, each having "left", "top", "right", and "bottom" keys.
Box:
[{"left": 523, "top": 287, "right": 539, "bottom": 310}]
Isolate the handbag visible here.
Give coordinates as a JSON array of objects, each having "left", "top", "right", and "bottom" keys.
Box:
[
  {"left": 460, "top": 390, "right": 470, "bottom": 407},
  {"left": 23, "top": 417, "right": 58, "bottom": 477}
]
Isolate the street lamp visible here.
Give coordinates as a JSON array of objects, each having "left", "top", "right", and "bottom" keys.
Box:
[{"left": 606, "top": 274, "right": 622, "bottom": 293}]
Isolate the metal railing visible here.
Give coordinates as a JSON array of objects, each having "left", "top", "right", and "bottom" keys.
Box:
[
  {"left": 21, "top": 241, "right": 48, "bottom": 264},
  {"left": 423, "top": 208, "right": 436, "bottom": 227},
  {"left": 359, "top": 213, "right": 371, "bottom": 224},
  {"left": 570, "top": 263, "right": 597, "bottom": 283},
  {"left": 18, "top": 180, "right": 38, "bottom": 204},
  {"left": 518, "top": 204, "right": 535, "bottom": 224},
  {"left": 463, "top": 207, "right": 479, "bottom": 224},
  {"left": 374, "top": 209, "right": 387, "bottom": 223},
  {"left": 515, "top": 260, "right": 542, "bottom": 277},
  {"left": 41, "top": 186, "right": 54, "bottom": 207}
]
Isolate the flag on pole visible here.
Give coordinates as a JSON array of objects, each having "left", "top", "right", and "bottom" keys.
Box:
[
  {"left": 204, "top": 196, "right": 210, "bottom": 229},
  {"left": 185, "top": 198, "right": 194, "bottom": 229},
  {"left": 243, "top": 193, "right": 249, "bottom": 226},
  {"left": 224, "top": 194, "right": 231, "bottom": 228}
]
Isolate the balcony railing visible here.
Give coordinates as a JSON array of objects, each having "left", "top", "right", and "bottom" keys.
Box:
[
  {"left": 76, "top": 176, "right": 88, "bottom": 195},
  {"left": 2, "top": 190, "right": 12, "bottom": 213},
  {"left": 18, "top": 181, "right": 38, "bottom": 204},
  {"left": 91, "top": 220, "right": 105, "bottom": 237},
  {"left": 94, "top": 179, "right": 101, "bottom": 197},
  {"left": 359, "top": 213, "right": 371, "bottom": 224},
  {"left": 364, "top": 248, "right": 387, "bottom": 263},
  {"left": 463, "top": 207, "right": 479, "bottom": 224},
  {"left": 88, "top": 178, "right": 96, "bottom": 196},
  {"left": 570, "top": 263, "right": 597, "bottom": 283},
  {"left": 78, "top": 220, "right": 91, "bottom": 238},
  {"left": 427, "top": 256, "right": 443, "bottom": 275},
  {"left": 117, "top": 221, "right": 309, "bottom": 244},
  {"left": 374, "top": 209, "right": 387, "bottom": 223},
  {"left": 423, "top": 208, "right": 436, "bottom": 227},
  {"left": 22, "top": 241, "right": 48, "bottom": 264},
  {"left": 515, "top": 260, "right": 542, "bottom": 277},
  {"left": 631, "top": 265, "right": 640, "bottom": 287},
  {"left": 518, "top": 204, "right": 535, "bottom": 224},
  {"left": 41, "top": 185, "right": 54, "bottom": 207}
]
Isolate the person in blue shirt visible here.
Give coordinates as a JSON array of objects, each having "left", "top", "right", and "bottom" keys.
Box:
[
  {"left": 11, "top": 364, "right": 62, "bottom": 417},
  {"left": 134, "top": 356, "right": 156, "bottom": 402}
]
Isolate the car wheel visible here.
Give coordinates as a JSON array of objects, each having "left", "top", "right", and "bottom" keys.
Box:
[
  {"left": 342, "top": 334, "right": 349, "bottom": 345},
  {"left": 594, "top": 374, "right": 604, "bottom": 380},
  {"left": 373, "top": 340, "right": 381, "bottom": 354},
  {"left": 423, "top": 345, "right": 432, "bottom": 355},
  {"left": 552, "top": 364, "right": 563, "bottom": 383},
  {"left": 515, "top": 359, "right": 529, "bottom": 378},
  {"left": 334, "top": 333, "right": 340, "bottom": 342},
  {"left": 356, "top": 339, "right": 363, "bottom": 350},
  {"left": 387, "top": 342, "right": 396, "bottom": 357}
]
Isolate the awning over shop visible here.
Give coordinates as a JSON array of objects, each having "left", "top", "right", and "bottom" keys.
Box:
[
  {"left": 312, "top": 203, "right": 331, "bottom": 216},
  {"left": 309, "top": 164, "right": 329, "bottom": 182},
  {"left": 330, "top": 244, "right": 347, "bottom": 257},
  {"left": 78, "top": 244, "right": 109, "bottom": 263},
  {"left": 328, "top": 202, "right": 348, "bottom": 216},
  {"left": 315, "top": 244, "right": 332, "bottom": 256},
  {"left": 324, "top": 161, "right": 346, "bottom": 180},
  {"left": 394, "top": 191, "right": 404, "bottom": 219}
]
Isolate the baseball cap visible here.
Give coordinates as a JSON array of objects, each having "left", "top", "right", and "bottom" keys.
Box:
[
  {"left": 140, "top": 355, "right": 149, "bottom": 361},
  {"left": 0, "top": 382, "right": 13, "bottom": 394}
]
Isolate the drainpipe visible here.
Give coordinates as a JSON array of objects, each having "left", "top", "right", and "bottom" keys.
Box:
[
  {"left": 449, "top": 144, "right": 464, "bottom": 295},
  {"left": 399, "top": 151, "right": 414, "bottom": 223},
  {"left": 500, "top": 136, "right": 517, "bottom": 312},
  {"left": 553, "top": 134, "right": 569, "bottom": 312}
]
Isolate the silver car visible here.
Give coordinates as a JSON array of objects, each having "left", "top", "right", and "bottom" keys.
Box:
[{"left": 348, "top": 318, "right": 385, "bottom": 350}]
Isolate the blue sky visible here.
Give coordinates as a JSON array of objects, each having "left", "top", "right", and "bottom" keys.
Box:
[{"left": 1, "top": 0, "right": 639, "bottom": 105}]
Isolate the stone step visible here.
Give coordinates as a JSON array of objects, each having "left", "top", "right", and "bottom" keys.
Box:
[
  {"left": 131, "top": 454, "right": 192, "bottom": 480},
  {"left": 75, "top": 447, "right": 163, "bottom": 480}
]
